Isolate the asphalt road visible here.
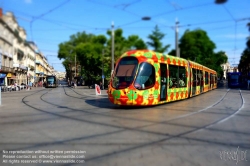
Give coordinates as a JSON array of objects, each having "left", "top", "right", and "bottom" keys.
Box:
[{"left": 0, "top": 83, "right": 249, "bottom": 166}]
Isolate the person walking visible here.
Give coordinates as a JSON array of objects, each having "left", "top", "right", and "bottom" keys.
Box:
[{"left": 29, "top": 81, "right": 33, "bottom": 90}]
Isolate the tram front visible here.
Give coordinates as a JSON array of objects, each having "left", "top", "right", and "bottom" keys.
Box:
[{"left": 108, "top": 56, "right": 157, "bottom": 106}]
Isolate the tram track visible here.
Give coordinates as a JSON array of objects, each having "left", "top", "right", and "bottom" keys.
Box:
[
  {"left": 21, "top": 86, "right": 249, "bottom": 139},
  {"left": 84, "top": 89, "right": 249, "bottom": 163},
  {"left": 18, "top": 86, "right": 249, "bottom": 161}
]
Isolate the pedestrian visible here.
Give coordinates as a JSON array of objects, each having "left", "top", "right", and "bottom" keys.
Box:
[
  {"left": 100, "top": 81, "right": 103, "bottom": 90},
  {"left": 14, "top": 82, "right": 18, "bottom": 91},
  {"left": 29, "top": 81, "right": 32, "bottom": 90},
  {"left": 74, "top": 81, "right": 77, "bottom": 89}
]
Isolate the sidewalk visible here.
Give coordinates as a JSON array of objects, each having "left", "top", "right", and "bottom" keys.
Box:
[
  {"left": 1, "top": 86, "right": 45, "bottom": 93},
  {"left": 67, "top": 85, "right": 108, "bottom": 97}
]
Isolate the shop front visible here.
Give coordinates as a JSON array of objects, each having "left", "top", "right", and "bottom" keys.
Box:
[
  {"left": 0, "top": 73, "right": 6, "bottom": 85},
  {"left": 7, "top": 73, "right": 16, "bottom": 85}
]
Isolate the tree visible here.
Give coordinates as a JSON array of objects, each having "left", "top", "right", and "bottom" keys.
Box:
[
  {"left": 238, "top": 22, "right": 250, "bottom": 76},
  {"left": 147, "top": 25, "right": 170, "bottom": 53},
  {"left": 105, "top": 28, "right": 147, "bottom": 75},
  {"left": 211, "top": 51, "right": 228, "bottom": 77},
  {"left": 178, "top": 29, "right": 216, "bottom": 63},
  {"left": 58, "top": 29, "right": 147, "bottom": 85},
  {"left": 174, "top": 29, "right": 227, "bottom": 77}
]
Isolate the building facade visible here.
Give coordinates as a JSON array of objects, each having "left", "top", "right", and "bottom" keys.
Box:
[
  {"left": 0, "top": 9, "right": 53, "bottom": 87},
  {"left": 221, "top": 62, "right": 239, "bottom": 79}
]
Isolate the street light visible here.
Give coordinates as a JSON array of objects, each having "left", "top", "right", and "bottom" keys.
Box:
[
  {"left": 142, "top": 16, "right": 151, "bottom": 21},
  {"left": 215, "top": 0, "right": 227, "bottom": 4},
  {"left": 111, "top": 21, "right": 115, "bottom": 75}
]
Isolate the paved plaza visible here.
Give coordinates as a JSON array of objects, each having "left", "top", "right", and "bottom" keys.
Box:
[{"left": 0, "top": 84, "right": 249, "bottom": 166}]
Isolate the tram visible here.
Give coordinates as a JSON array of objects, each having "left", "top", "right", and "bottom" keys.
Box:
[
  {"left": 45, "top": 75, "right": 58, "bottom": 88},
  {"left": 107, "top": 50, "right": 217, "bottom": 106},
  {"left": 227, "top": 72, "right": 242, "bottom": 88}
]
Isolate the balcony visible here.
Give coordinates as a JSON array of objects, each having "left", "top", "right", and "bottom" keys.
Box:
[
  {"left": 36, "top": 61, "right": 41, "bottom": 64},
  {"left": 0, "top": 66, "right": 14, "bottom": 73}
]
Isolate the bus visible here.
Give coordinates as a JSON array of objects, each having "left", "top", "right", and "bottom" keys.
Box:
[
  {"left": 107, "top": 50, "right": 217, "bottom": 106},
  {"left": 45, "top": 75, "right": 58, "bottom": 88},
  {"left": 227, "top": 72, "right": 242, "bottom": 88}
]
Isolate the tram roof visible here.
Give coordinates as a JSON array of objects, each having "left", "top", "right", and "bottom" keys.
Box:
[
  {"left": 120, "top": 50, "right": 216, "bottom": 73},
  {"left": 121, "top": 49, "right": 187, "bottom": 61}
]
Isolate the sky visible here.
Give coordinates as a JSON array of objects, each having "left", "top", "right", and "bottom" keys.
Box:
[{"left": 1, "top": 0, "right": 250, "bottom": 72}]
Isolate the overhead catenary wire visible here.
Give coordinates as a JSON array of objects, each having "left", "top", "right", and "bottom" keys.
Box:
[
  {"left": 3, "top": 1, "right": 249, "bottom": 69},
  {"left": 29, "top": 0, "right": 72, "bottom": 41}
]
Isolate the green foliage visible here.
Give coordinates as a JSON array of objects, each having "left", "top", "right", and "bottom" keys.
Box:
[
  {"left": 179, "top": 29, "right": 216, "bottom": 62},
  {"left": 239, "top": 48, "right": 250, "bottom": 72},
  {"left": 147, "top": 25, "right": 170, "bottom": 52},
  {"left": 238, "top": 22, "right": 250, "bottom": 76},
  {"left": 177, "top": 29, "right": 227, "bottom": 76},
  {"left": 58, "top": 29, "right": 147, "bottom": 84}
]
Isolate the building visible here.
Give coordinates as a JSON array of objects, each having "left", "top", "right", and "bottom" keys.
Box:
[
  {"left": 221, "top": 62, "right": 239, "bottom": 79},
  {"left": 0, "top": 8, "right": 53, "bottom": 87}
]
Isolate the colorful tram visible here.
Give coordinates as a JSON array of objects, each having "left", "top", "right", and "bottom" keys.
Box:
[
  {"left": 107, "top": 50, "right": 217, "bottom": 106},
  {"left": 45, "top": 75, "right": 59, "bottom": 88}
]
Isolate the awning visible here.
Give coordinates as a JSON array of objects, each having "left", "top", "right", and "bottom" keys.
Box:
[
  {"left": 0, "top": 73, "right": 6, "bottom": 78},
  {"left": 7, "top": 76, "right": 16, "bottom": 79},
  {"left": 7, "top": 73, "right": 12, "bottom": 77}
]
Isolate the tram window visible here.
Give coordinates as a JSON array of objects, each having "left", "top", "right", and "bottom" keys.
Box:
[
  {"left": 210, "top": 74, "right": 214, "bottom": 84},
  {"left": 197, "top": 70, "right": 202, "bottom": 86},
  {"left": 178, "top": 66, "right": 187, "bottom": 87},
  {"left": 192, "top": 69, "right": 197, "bottom": 87},
  {"left": 205, "top": 72, "right": 209, "bottom": 85},
  {"left": 134, "top": 62, "right": 155, "bottom": 89},
  {"left": 169, "top": 65, "right": 186, "bottom": 88}
]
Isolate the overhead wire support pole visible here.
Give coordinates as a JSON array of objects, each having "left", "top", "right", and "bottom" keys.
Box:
[
  {"left": 75, "top": 53, "right": 76, "bottom": 78},
  {"left": 111, "top": 21, "right": 115, "bottom": 75},
  {"left": 102, "top": 49, "right": 104, "bottom": 90},
  {"left": 175, "top": 18, "right": 180, "bottom": 58}
]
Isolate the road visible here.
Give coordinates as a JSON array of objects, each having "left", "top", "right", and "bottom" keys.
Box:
[{"left": 0, "top": 82, "right": 249, "bottom": 166}]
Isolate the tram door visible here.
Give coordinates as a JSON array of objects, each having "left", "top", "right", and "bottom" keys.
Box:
[
  {"left": 160, "top": 64, "right": 167, "bottom": 101},
  {"left": 210, "top": 73, "right": 213, "bottom": 89},
  {"left": 192, "top": 68, "right": 197, "bottom": 96}
]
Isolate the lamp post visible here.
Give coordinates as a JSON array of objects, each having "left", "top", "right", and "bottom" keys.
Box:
[
  {"left": 111, "top": 21, "right": 115, "bottom": 75},
  {"left": 74, "top": 53, "right": 76, "bottom": 78}
]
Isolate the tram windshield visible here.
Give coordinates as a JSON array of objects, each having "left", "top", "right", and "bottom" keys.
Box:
[
  {"left": 47, "top": 77, "right": 55, "bottom": 84},
  {"left": 134, "top": 62, "right": 155, "bottom": 89},
  {"left": 230, "top": 75, "right": 239, "bottom": 83},
  {"left": 112, "top": 57, "right": 138, "bottom": 89}
]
